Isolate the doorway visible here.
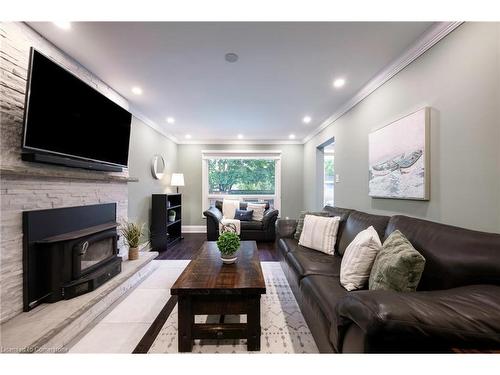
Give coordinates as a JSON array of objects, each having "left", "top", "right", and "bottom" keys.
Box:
[{"left": 318, "top": 139, "right": 335, "bottom": 207}]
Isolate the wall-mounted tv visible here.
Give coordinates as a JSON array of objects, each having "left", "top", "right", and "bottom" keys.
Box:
[{"left": 22, "top": 48, "right": 132, "bottom": 170}]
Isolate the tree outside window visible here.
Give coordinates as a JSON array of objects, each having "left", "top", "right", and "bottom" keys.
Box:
[{"left": 208, "top": 159, "right": 275, "bottom": 195}]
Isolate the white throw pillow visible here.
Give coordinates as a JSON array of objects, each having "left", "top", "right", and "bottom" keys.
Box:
[
  {"left": 299, "top": 215, "right": 340, "bottom": 255},
  {"left": 247, "top": 203, "right": 266, "bottom": 221},
  {"left": 222, "top": 199, "right": 240, "bottom": 220},
  {"left": 340, "top": 226, "right": 382, "bottom": 291}
]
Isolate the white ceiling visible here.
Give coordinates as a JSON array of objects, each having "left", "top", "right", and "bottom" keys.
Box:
[{"left": 28, "top": 22, "right": 433, "bottom": 142}]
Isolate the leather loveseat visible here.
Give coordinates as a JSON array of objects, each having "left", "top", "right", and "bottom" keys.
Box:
[
  {"left": 277, "top": 206, "right": 500, "bottom": 353},
  {"left": 203, "top": 200, "right": 279, "bottom": 242}
]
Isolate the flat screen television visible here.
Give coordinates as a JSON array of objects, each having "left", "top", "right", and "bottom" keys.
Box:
[{"left": 22, "top": 48, "right": 132, "bottom": 169}]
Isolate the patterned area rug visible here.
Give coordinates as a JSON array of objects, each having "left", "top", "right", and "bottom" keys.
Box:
[{"left": 148, "top": 262, "right": 318, "bottom": 353}]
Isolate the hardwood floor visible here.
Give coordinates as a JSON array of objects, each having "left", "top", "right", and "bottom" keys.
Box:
[{"left": 154, "top": 233, "right": 280, "bottom": 261}]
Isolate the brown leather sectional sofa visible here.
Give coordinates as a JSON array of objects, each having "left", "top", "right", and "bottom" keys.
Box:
[{"left": 276, "top": 206, "right": 500, "bottom": 353}]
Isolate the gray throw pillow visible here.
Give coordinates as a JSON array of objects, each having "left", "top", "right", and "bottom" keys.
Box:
[
  {"left": 369, "top": 230, "right": 425, "bottom": 292},
  {"left": 294, "top": 211, "right": 330, "bottom": 240}
]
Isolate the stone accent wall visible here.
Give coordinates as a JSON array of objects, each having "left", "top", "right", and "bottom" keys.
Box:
[{"left": 0, "top": 22, "right": 130, "bottom": 323}]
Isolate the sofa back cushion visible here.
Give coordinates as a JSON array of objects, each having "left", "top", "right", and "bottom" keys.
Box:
[
  {"left": 338, "top": 210, "right": 390, "bottom": 255},
  {"left": 385, "top": 215, "right": 500, "bottom": 290},
  {"left": 322, "top": 206, "right": 353, "bottom": 252},
  {"left": 215, "top": 200, "right": 270, "bottom": 212}
]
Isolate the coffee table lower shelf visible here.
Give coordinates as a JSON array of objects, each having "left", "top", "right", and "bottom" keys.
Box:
[{"left": 177, "top": 293, "right": 261, "bottom": 352}]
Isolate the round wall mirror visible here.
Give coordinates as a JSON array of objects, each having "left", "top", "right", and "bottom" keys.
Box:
[{"left": 151, "top": 154, "right": 166, "bottom": 180}]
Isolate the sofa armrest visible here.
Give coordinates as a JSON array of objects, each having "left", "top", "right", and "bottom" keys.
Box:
[
  {"left": 276, "top": 219, "right": 298, "bottom": 239},
  {"left": 262, "top": 209, "right": 279, "bottom": 230},
  {"left": 203, "top": 206, "right": 223, "bottom": 223},
  {"left": 335, "top": 285, "right": 500, "bottom": 352}
]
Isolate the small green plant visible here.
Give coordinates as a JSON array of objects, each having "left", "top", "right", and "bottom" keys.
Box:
[
  {"left": 217, "top": 231, "right": 240, "bottom": 257},
  {"left": 119, "top": 220, "right": 146, "bottom": 248}
]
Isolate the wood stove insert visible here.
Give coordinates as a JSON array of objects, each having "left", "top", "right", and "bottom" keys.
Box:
[{"left": 23, "top": 203, "right": 122, "bottom": 311}]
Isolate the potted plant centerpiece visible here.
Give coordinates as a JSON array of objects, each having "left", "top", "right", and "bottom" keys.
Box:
[
  {"left": 119, "top": 220, "right": 147, "bottom": 261},
  {"left": 217, "top": 224, "right": 240, "bottom": 264}
]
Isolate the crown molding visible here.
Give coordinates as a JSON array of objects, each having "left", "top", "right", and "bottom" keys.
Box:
[
  {"left": 302, "top": 21, "right": 464, "bottom": 144},
  {"left": 177, "top": 139, "right": 302, "bottom": 145},
  {"left": 129, "top": 106, "right": 179, "bottom": 144}
]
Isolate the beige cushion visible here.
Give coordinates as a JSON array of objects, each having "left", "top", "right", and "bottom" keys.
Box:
[
  {"left": 222, "top": 199, "right": 240, "bottom": 220},
  {"left": 247, "top": 203, "right": 266, "bottom": 221},
  {"left": 299, "top": 215, "right": 340, "bottom": 255},
  {"left": 340, "top": 226, "right": 382, "bottom": 291},
  {"left": 294, "top": 210, "right": 330, "bottom": 240}
]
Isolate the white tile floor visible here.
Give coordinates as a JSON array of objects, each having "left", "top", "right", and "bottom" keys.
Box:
[{"left": 69, "top": 260, "right": 189, "bottom": 353}]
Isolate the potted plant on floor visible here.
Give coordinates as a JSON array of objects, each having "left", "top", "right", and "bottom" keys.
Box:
[
  {"left": 217, "top": 224, "right": 240, "bottom": 264},
  {"left": 119, "top": 220, "right": 146, "bottom": 260}
]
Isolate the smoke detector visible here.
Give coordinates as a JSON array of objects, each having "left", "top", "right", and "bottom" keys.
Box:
[{"left": 225, "top": 53, "right": 239, "bottom": 63}]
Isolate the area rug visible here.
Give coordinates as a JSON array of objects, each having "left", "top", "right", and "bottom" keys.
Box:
[{"left": 148, "top": 262, "right": 319, "bottom": 353}]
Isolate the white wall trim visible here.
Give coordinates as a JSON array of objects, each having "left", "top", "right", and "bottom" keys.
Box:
[
  {"left": 201, "top": 149, "right": 283, "bottom": 155},
  {"left": 178, "top": 139, "right": 302, "bottom": 145},
  {"left": 182, "top": 225, "right": 206, "bottom": 233},
  {"left": 302, "top": 21, "right": 464, "bottom": 144},
  {"left": 130, "top": 106, "right": 179, "bottom": 144}
]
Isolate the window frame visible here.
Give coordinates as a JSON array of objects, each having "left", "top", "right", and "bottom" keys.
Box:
[{"left": 201, "top": 150, "right": 282, "bottom": 217}]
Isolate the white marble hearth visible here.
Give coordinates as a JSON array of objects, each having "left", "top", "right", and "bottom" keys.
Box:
[{"left": 0, "top": 251, "right": 158, "bottom": 353}]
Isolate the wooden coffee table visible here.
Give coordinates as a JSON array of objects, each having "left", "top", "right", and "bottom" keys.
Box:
[{"left": 171, "top": 241, "right": 266, "bottom": 352}]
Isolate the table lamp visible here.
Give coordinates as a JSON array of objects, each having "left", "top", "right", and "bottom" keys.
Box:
[{"left": 171, "top": 173, "right": 184, "bottom": 194}]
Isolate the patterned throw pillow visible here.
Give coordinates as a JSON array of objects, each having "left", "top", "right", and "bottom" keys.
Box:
[
  {"left": 234, "top": 209, "right": 253, "bottom": 221},
  {"left": 298, "top": 215, "right": 341, "bottom": 255},
  {"left": 369, "top": 230, "right": 426, "bottom": 292},
  {"left": 247, "top": 203, "right": 266, "bottom": 221},
  {"left": 340, "top": 226, "right": 382, "bottom": 291},
  {"left": 294, "top": 211, "right": 330, "bottom": 240}
]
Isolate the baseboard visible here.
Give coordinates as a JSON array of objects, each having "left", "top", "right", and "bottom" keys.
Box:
[{"left": 182, "top": 225, "right": 206, "bottom": 233}]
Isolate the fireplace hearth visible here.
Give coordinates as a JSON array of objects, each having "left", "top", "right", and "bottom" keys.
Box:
[{"left": 23, "top": 203, "right": 122, "bottom": 311}]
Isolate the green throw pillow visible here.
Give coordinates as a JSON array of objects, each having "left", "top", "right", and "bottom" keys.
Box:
[
  {"left": 294, "top": 211, "right": 330, "bottom": 240},
  {"left": 368, "top": 230, "right": 425, "bottom": 292}
]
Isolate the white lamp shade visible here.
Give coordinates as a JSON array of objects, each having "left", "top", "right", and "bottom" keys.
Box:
[{"left": 170, "top": 173, "right": 185, "bottom": 187}]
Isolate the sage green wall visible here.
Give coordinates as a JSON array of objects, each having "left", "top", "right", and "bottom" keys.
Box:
[
  {"left": 303, "top": 22, "right": 500, "bottom": 233},
  {"left": 128, "top": 117, "right": 178, "bottom": 229},
  {"left": 178, "top": 144, "right": 304, "bottom": 226}
]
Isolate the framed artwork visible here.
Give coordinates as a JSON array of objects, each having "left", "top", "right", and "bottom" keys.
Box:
[{"left": 368, "top": 107, "right": 430, "bottom": 200}]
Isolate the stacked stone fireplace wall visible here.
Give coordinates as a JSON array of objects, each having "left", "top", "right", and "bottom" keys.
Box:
[{"left": 0, "top": 22, "right": 129, "bottom": 323}]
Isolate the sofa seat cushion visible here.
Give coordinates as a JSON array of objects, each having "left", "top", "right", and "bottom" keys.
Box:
[
  {"left": 240, "top": 220, "right": 264, "bottom": 230},
  {"left": 300, "top": 275, "right": 348, "bottom": 324},
  {"left": 287, "top": 245, "right": 342, "bottom": 278}
]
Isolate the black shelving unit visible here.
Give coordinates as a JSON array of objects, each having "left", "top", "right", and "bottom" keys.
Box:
[{"left": 151, "top": 194, "right": 182, "bottom": 252}]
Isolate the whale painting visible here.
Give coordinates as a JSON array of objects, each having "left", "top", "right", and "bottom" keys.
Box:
[{"left": 369, "top": 108, "right": 430, "bottom": 200}]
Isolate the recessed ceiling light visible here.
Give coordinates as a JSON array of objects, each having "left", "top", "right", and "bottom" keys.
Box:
[
  {"left": 185, "top": 134, "right": 192, "bottom": 139},
  {"left": 333, "top": 78, "right": 346, "bottom": 88},
  {"left": 237, "top": 134, "right": 244, "bottom": 139},
  {"left": 131, "top": 86, "right": 142, "bottom": 95},
  {"left": 225, "top": 52, "right": 239, "bottom": 63},
  {"left": 166, "top": 117, "right": 175, "bottom": 124},
  {"left": 289, "top": 134, "right": 296, "bottom": 140},
  {"left": 302, "top": 116, "right": 312, "bottom": 124},
  {"left": 53, "top": 22, "right": 71, "bottom": 30}
]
